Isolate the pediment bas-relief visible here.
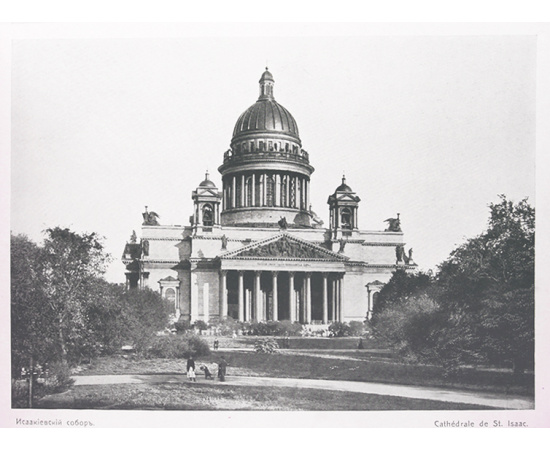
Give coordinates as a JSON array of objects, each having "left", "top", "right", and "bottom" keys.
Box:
[{"left": 234, "top": 236, "right": 339, "bottom": 260}]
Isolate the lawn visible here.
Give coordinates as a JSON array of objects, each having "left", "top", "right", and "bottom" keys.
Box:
[
  {"left": 33, "top": 383, "right": 493, "bottom": 411},
  {"left": 78, "top": 350, "right": 533, "bottom": 396}
]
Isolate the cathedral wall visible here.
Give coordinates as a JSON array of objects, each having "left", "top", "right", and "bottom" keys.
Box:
[
  {"left": 145, "top": 239, "right": 181, "bottom": 261},
  {"left": 195, "top": 269, "right": 220, "bottom": 322},
  {"left": 342, "top": 269, "right": 369, "bottom": 321},
  {"left": 178, "top": 270, "right": 191, "bottom": 319}
]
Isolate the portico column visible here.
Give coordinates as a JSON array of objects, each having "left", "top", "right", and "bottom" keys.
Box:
[
  {"left": 322, "top": 273, "right": 328, "bottom": 324},
  {"left": 254, "top": 271, "right": 262, "bottom": 321},
  {"left": 339, "top": 275, "right": 345, "bottom": 322},
  {"left": 220, "top": 270, "right": 228, "bottom": 319},
  {"left": 289, "top": 272, "right": 296, "bottom": 322},
  {"left": 305, "top": 272, "right": 312, "bottom": 323},
  {"left": 238, "top": 271, "right": 244, "bottom": 322},
  {"left": 272, "top": 272, "right": 279, "bottom": 321},
  {"left": 331, "top": 277, "right": 336, "bottom": 321}
]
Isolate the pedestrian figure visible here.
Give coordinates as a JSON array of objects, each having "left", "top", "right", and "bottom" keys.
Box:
[
  {"left": 214, "top": 339, "right": 219, "bottom": 350},
  {"left": 186, "top": 355, "right": 196, "bottom": 382},
  {"left": 218, "top": 357, "right": 227, "bottom": 382},
  {"left": 358, "top": 338, "right": 364, "bottom": 349}
]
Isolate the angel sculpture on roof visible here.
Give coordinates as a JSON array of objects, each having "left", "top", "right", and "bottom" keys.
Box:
[
  {"left": 142, "top": 206, "right": 160, "bottom": 226},
  {"left": 384, "top": 213, "right": 401, "bottom": 232}
]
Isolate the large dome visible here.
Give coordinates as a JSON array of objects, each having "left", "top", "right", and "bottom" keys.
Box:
[{"left": 232, "top": 68, "right": 300, "bottom": 141}]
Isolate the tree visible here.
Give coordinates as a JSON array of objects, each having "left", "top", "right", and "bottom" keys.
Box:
[
  {"left": 372, "top": 196, "right": 534, "bottom": 374},
  {"left": 372, "top": 270, "right": 433, "bottom": 314},
  {"left": 39, "top": 227, "right": 110, "bottom": 363},
  {"left": 11, "top": 234, "right": 57, "bottom": 377},
  {"left": 480, "top": 288, "right": 534, "bottom": 374},
  {"left": 437, "top": 195, "right": 534, "bottom": 311}
]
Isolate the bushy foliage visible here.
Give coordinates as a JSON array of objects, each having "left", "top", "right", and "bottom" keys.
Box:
[
  {"left": 38, "top": 361, "right": 75, "bottom": 395},
  {"left": 348, "top": 321, "right": 368, "bottom": 337},
  {"left": 373, "top": 196, "right": 534, "bottom": 374},
  {"left": 144, "top": 335, "right": 211, "bottom": 359},
  {"left": 254, "top": 338, "right": 279, "bottom": 354},
  {"left": 328, "top": 321, "right": 351, "bottom": 337},
  {"left": 193, "top": 320, "right": 208, "bottom": 331},
  {"left": 479, "top": 288, "right": 534, "bottom": 373},
  {"left": 174, "top": 319, "right": 192, "bottom": 333},
  {"left": 243, "top": 320, "right": 303, "bottom": 336}
]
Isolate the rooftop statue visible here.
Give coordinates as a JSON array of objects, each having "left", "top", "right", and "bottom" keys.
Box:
[
  {"left": 338, "top": 238, "right": 347, "bottom": 253},
  {"left": 130, "top": 230, "right": 137, "bottom": 243},
  {"left": 142, "top": 206, "right": 160, "bottom": 226},
  {"left": 385, "top": 213, "right": 402, "bottom": 232},
  {"left": 395, "top": 245, "right": 405, "bottom": 263},
  {"left": 278, "top": 216, "right": 288, "bottom": 229},
  {"left": 309, "top": 205, "right": 324, "bottom": 227}
]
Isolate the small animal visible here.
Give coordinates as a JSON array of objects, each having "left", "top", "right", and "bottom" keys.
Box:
[{"left": 200, "top": 365, "right": 213, "bottom": 380}]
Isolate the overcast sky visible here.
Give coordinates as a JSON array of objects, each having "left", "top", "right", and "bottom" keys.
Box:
[{"left": 10, "top": 27, "right": 536, "bottom": 283}]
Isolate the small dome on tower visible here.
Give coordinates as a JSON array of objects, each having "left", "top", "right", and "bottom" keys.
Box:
[
  {"left": 334, "top": 175, "right": 353, "bottom": 193},
  {"left": 199, "top": 171, "right": 216, "bottom": 188},
  {"left": 259, "top": 67, "right": 274, "bottom": 82}
]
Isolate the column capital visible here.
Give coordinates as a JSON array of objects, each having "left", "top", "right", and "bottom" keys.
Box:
[
  {"left": 288, "top": 271, "right": 295, "bottom": 277},
  {"left": 238, "top": 270, "right": 245, "bottom": 276},
  {"left": 272, "top": 271, "right": 279, "bottom": 277},
  {"left": 220, "top": 269, "right": 228, "bottom": 276},
  {"left": 322, "top": 272, "right": 328, "bottom": 279}
]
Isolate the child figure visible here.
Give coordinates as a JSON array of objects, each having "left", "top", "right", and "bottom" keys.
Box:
[{"left": 187, "top": 366, "right": 196, "bottom": 382}]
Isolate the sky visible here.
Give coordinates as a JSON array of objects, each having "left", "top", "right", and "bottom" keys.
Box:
[{"left": 9, "top": 26, "right": 537, "bottom": 284}]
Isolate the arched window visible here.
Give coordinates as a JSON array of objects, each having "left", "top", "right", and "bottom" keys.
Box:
[
  {"left": 202, "top": 204, "right": 213, "bottom": 226},
  {"left": 165, "top": 288, "right": 176, "bottom": 303},
  {"left": 341, "top": 208, "right": 351, "bottom": 229}
]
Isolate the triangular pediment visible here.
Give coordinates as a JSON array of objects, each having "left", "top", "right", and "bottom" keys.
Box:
[
  {"left": 335, "top": 192, "right": 360, "bottom": 202},
  {"left": 220, "top": 233, "right": 348, "bottom": 261}
]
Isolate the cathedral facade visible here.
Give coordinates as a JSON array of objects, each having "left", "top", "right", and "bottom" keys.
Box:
[{"left": 122, "top": 69, "right": 415, "bottom": 325}]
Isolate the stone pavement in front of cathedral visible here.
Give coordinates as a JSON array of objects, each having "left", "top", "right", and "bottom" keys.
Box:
[{"left": 71, "top": 370, "right": 534, "bottom": 410}]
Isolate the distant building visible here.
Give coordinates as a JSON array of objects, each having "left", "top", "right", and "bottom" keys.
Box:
[{"left": 122, "top": 69, "right": 415, "bottom": 324}]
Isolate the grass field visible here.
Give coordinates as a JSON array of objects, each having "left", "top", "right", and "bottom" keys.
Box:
[
  {"left": 78, "top": 349, "right": 533, "bottom": 396},
  {"left": 33, "top": 382, "right": 493, "bottom": 411}
]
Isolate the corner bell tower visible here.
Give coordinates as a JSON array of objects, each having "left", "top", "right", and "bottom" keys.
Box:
[{"left": 328, "top": 175, "right": 361, "bottom": 239}]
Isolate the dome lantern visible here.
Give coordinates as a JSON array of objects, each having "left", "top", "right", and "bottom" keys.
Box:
[{"left": 259, "top": 67, "right": 275, "bottom": 100}]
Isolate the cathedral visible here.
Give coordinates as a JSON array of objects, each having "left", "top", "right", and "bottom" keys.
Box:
[{"left": 122, "top": 68, "right": 416, "bottom": 325}]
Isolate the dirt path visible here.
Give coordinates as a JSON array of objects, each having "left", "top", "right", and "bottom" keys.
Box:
[{"left": 72, "top": 374, "right": 533, "bottom": 410}]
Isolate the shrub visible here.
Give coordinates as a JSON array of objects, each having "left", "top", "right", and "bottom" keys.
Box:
[
  {"left": 254, "top": 338, "right": 279, "bottom": 354},
  {"left": 39, "top": 361, "right": 75, "bottom": 395},
  {"left": 349, "top": 321, "right": 367, "bottom": 337},
  {"left": 144, "top": 335, "right": 210, "bottom": 359},
  {"left": 193, "top": 320, "right": 208, "bottom": 332},
  {"left": 328, "top": 321, "right": 351, "bottom": 337},
  {"left": 174, "top": 319, "right": 192, "bottom": 333}
]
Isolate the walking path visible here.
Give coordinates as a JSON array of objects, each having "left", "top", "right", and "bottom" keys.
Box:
[{"left": 72, "top": 374, "right": 533, "bottom": 410}]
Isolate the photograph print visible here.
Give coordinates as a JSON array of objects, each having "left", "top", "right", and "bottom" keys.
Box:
[{"left": 6, "top": 23, "right": 545, "bottom": 426}]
